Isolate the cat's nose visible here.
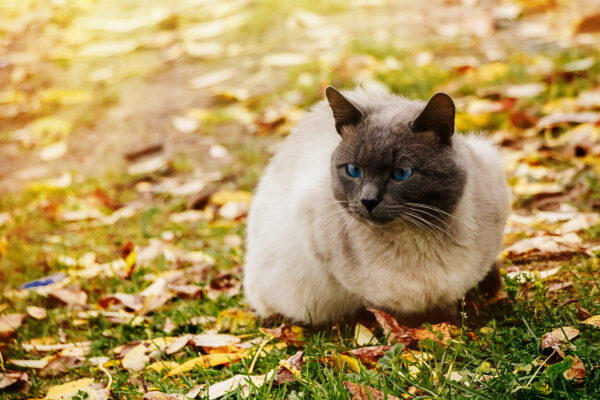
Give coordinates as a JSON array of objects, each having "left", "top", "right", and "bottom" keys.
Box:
[{"left": 361, "top": 198, "right": 379, "bottom": 213}]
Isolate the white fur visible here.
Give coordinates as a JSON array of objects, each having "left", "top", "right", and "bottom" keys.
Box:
[{"left": 243, "top": 88, "right": 510, "bottom": 324}]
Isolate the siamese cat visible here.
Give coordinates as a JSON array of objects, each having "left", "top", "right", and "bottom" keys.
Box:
[{"left": 243, "top": 86, "right": 510, "bottom": 325}]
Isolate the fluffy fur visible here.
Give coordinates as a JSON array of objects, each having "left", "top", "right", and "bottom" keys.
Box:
[{"left": 243, "top": 87, "right": 510, "bottom": 325}]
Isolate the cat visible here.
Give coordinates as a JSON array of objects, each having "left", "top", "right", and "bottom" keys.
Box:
[{"left": 243, "top": 86, "right": 510, "bottom": 325}]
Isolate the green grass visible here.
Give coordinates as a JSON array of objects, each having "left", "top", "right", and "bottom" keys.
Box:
[{"left": 2, "top": 2, "right": 600, "bottom": 400}]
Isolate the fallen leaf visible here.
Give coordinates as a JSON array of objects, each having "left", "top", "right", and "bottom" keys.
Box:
[
  {"left": 367, "top": 308, "right": 415, "bottom": 346},
  {"left": 541, "top": 326, "right": 579, "bottom": 357},
  {"left": 143, "top": 392, "right": 184, "bottom": 400},
  {"left": 99, "top": 293, "right": 143, "bottom": 311},
  {"left": 44, "top": 378, "right": 109, "bottom": 400},
  {"left": 319, "top": 354, "right": 361, "bottom": 373},
  {"left": 503, "top": 233, "right": 585, "bottom": 263},
  {"left": 345, "top": 346, "right": 391, "bottom": 368},
  {"left": 260, "top": 323, "right": 305, "bottom": 346},
  {"left": 0, "top": 371, "right": 29, "bottom": 389},
  {"left": 201, "top": 372, "right": 274, "bottom": 399},
  {"left": 9, "top": 358, "right": 51, "bottom": 369},
  {"left": 0, "top": 313, "right": 25, "bottom": 336},
  {"left": 166, "top": 352, "right": 248, "bottom": 377},
  {"left": 274, "top": 350, "right": 304, "bottom": 385},
  {"left": 558, "top": 213, "right": 600, "bottom": 234},
  {"left": 575, "top": 13, "right": 600, "bottom": 34},
  {"left": 146, "top": 361, "right": 180, "bottom": 373},
  {"left": 354, "top": 323, "right": 376, "bottom": 346},
  {"left": 563, "top": 355, "right": 586, "bottom": 380},
  {"left": 190, "top": 333, "right": 241, "bottom": 348},
  {"left": 122, "top": 343, "right": 150, "bottom": 371},
  {"left": 40, "top": 355, "right": 86, "bottom": 377},
  {"left": 546, "top": 281, "right": 573, "bottom": 293},
  {"left": 343, "top": 381, "right": 401, "bottom": 400},
  {"left": 537, "top": 112, "right": 600, "bottom": 129},
  {"left": 581, "top": 315, "right": 600, "bottom": 327},
  {"left": 22, "top": 340, "right": 91, "bottom": 352},
  {"left": 49, "top": 287, "right": 88, "bottom": 306}
]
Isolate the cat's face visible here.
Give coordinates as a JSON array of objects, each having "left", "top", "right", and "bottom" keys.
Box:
[{"left": 327, "top": 87, "right": 466, "bottom": 227}]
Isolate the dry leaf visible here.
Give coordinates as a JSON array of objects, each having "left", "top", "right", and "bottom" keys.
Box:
[
  {"left": 201, "top": 372, "right": 274, "bottom": 399},
  {"left": 27, "top": 305, "right": 47, "bottom": 319},
  {"left": 319, "top": 354, "right": 361, "bottom": 373},
  {"left": 541, "top": 326, "right": 579, "bottom": 357},
  {"left": 575, "top": 13, "right": 600, "bottom": 34},
  {"left": 0, "top": 371, "right": 29, "bottom": 389},
  {"left": 166, "top": 352, "right": 248, "bottom": 377},
  {"left": 9, "top": 358, "right": 51, "bottom": 369},
  {"left": 49, "top": 287, "right": 87, "bottom": 306},
  {"left": 274, "top": 350, "right": 304, "bottom": 385},
  {"left": 122, "top": 343, "right": 150, "bottom": 371},
  {"left": 190, "top": 333, "right": 241, "bottom": 348},
  {"left": 563, "top": 355, "right": 586, "bottom": 380},
  {"left": 260, "top": 323, "right": 305, "bottom": 346},
  {"left": 343, "top": 381, "right": 401, "bottom": 400},
  {"left": 43, "top": 377, "right": 97, "bottom": 399},
  {"left": 146, "top": 361, "right": 180, "bottom": 373},
  {"left": 0, "top": 313, "right": 25, "bottom": 336},
  {"left": 98, "top": 293, "right": 143, "bottom": 311},
  {"left": 368, "top": 308, "right": 413, "bottom": 346},
  {"left": 354, "top": 323, "right": 376, "bottom": 346},
  {"left": 40, "top": 356, "right": 86, "bottom": 377},
  {"left": 345, "top": 346, "right": 391, "bottom": 368},
  {"left": 581, "top": 315, "right": 600, "bottom": 327},
  {"left": 503, "top": 233, "right": 585, "bottom": 263}
]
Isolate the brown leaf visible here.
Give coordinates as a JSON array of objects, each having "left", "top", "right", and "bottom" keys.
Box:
[
  {"left": 99, "top": 293, "right": 143, "bottom": 311},
  {"left": 0, "top": 313, "right": 26, "bottom": 337},
  {"left": 343, "top": 381, "right": 401, "bottom": 400},
  {"left": 40, "top": 355, "right": 86, "bottom": 377},
  {"left": 541, "top": 326, "right": 579, "bottom": 358},
  {"left": 0, "top": 371, "right": 29, "bottom": 389},
  {"left": 49, "top": 287, "right": 88, "bottom": 306},
  {"left": 576, "top": 303, "right": 593, "bottom": 320},
  {"left": 260, "top": 323, "right": 305, "bottom": 346},
  {"left": 575, "top": 13, "right": 600, "bottom": 34},
  {"left": 345, "top": 346, "right": 391, "bottom": 368},
  {"left": 274, "top": 350, "right": 304, "bottom": 384},
  {"left": 368, "top": 309, "right": 453, "bottom": 347},
  {"left": 502, "top": 233, "right": 586, "bottom": 263},
  {"left": 546, "top": 282, "right": 573, "bottom": 293},
  {"left": 563, "top": 355, "right": 586, "bottom": 380},
  {"left": 367, "top": 308, "right": 413, "bottom": 346}
]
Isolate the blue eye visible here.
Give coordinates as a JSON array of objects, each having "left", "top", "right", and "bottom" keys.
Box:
[
  {"left": 346, "top": 164, "right": 361, "bottom": 178},
  {"left": 392, "top": 167, "right": 412, "bottom": 181}
]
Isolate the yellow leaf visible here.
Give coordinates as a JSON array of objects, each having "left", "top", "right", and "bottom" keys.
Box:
[
  {"left": 40, "top": 88, "right": 93, "bottom": 106},
  {"left": 30, "top": 117, "right": 72, "bottom": 142},
  {"left": 217, "top": 309, "right": 255, "bottom": 332},
  {"left": 321, "top": 354, "right": 361, "bottom": 373},
  {"left": 354, "top": 323, "right": 376, "bottom": 346},
  {"left": 146, "top": 361, "right": 179, "bottom": 373},
  {"left": 44, "top": 377, "right": 94, "bottom": 399},
  {"left": 166, "top": 352, "right": 248, "bottom": 377},
  {"left": 455, "top": 112, "right": 492, "bottom": 131},
  {"left": 210, "top": 191, "right": 252, "bottom": 206},
  {"left": 582, "top": 315, "right": 600, "bottom": 327}
]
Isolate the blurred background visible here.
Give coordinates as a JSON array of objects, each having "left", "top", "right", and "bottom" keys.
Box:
[{"left": 0, "top": 0, "right": 598, "bottom": 194}]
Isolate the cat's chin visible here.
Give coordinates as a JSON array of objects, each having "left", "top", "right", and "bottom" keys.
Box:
[{"left": 353, "top": 214, "right": 395, "bottom": 226}]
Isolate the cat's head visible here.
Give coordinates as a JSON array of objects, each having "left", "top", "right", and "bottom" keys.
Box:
[{"left": 326, "top": 86, "right": 466, "bottom": 227}]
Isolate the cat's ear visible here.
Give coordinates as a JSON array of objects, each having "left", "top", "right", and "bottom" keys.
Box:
[
  {"left": 412, "top": 93, "right": 455, "bottom": 144},
  {"left": 325, "top": 86, "right": 363, "bottom": 135}
]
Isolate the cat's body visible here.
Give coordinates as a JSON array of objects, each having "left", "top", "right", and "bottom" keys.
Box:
[{"left": 244, "top": 87, "right": 510, "bottom": 325}]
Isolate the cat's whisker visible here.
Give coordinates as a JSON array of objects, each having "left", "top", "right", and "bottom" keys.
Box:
[
  {"left": 403, "top": 206, "right": 460, "bottom": 237},
  {"left": 401, "top": 211, "right": 443, "bottom": 243},
  {"left": 403, "top": 202, "right": 469, "bottom": 226}
]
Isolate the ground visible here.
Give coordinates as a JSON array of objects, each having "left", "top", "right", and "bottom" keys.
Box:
[{"left": 1, "top": 0, "right": 600, "bottom": 399}]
